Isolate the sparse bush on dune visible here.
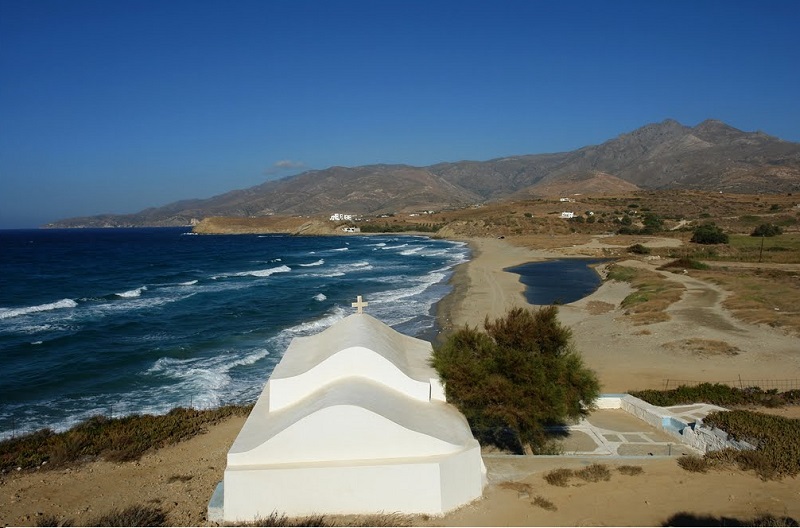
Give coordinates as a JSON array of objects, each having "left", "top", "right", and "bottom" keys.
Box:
[
  {"left": 0, "top": 404, "right": 253, "bottom": 472},
  {"left": 89, "top": 505, "right": 167, "bottom": 527},
  {"left": 677, "top": 454, "right": 710, "bottom": 473},
  {"left": 544, "top": 468, "right": 574, "bottom": 487}
]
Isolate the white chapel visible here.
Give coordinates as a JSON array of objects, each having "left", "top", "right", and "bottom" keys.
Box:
[{"left": 208, "top": 296, "right": 486, "bottom": 522}]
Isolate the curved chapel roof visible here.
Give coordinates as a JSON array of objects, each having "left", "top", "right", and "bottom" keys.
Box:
[
  {"left": 271, "top": 313, "right": 435, "bottom": 382},
  {"left": 228, "top": 377, "right": 477, "bottom": 465}
]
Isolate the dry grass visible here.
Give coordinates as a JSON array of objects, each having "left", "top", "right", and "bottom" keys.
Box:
[
  {"left": 662, "top": 338, "right": 740, "bottom": 357},
  {"left": 241, "top": 512, "right": 414, "bottom": 527},
  {"left": 677, "top": 454, "right": 710, "bottom": 473},
  {"left": 543, "top": 468, "right": 574, "bottom": 487},
  {"left": 0, "top": 404, "right": 253, "bottom": 472},
  {"left": 586, "top": 301, "right": 616, "bottom": 314},
  {"left": 694, "top": 268, "right": 800, "bottom": 335},
  {"left": 532, "top": 496, "right": 558, "bottom": 511},
  {"left": 499, "top": 481, "right": 533, "bottom": 495},
  {"left": 575, "top": 463, "right": 611, "bottom": 482},
  {"left": 90, "top": 505, "right": 167, "bottom": 527},
  {"left": 34, "top": 505, "right": 169, "bottom": 527},
  {"left": 617, "top": 465, "right": 644, "bottom": 476},
  {"left": 543, "top": 464, "right": 614, "bottom": 487},
  {"left": 606, "top": 265, "right": 685, "bottom": 325}
]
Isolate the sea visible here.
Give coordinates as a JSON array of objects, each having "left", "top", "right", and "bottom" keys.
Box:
[{"left": 0, "top": 227, "right": 470, "bottom": 440}]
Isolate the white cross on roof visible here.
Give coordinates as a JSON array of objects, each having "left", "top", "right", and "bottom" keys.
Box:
[{"left": 351, "top": 295, "right": 368, "bottom": 314}]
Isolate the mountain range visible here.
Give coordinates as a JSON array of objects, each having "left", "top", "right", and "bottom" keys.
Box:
[{"left": 48, "top": 119, "right": 800, "bottom": 228}]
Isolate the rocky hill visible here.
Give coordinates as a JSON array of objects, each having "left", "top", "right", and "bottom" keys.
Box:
[{"left": 48, "top": 119, "right": 800, "bottom": 227}]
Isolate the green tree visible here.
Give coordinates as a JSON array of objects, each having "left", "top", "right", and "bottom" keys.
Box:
[
  {"left": 751, "top": 223, "right": 783, "bottom": 237},
  {"left": 431, "top": 306, "right": 600, "bottom": 453},
  {"left": 641, "top": 212, "right": 664, "bottom": 234},
  {"left": 691, "top": 223, "right": 729, "bottom": 244}
]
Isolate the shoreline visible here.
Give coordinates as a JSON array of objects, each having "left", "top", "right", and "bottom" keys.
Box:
[{"left": 433, "top": 237, "right": 552, "bottom": 332}]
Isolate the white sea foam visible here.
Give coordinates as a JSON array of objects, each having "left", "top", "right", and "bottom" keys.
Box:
[
  {"left": 382, "top": 243, "right": 408, "bottom": 250},
  {"left": 299, "top": 259, "right": 324, "bottom": 267},
  {"left": 242, "top": 265, "right": 291, "bottom": 277},
  {"left": 300, "top": 260, "right": 372, "bottom": 278},
  {"left": 179, "top": 280, "right": 198, "bottom": 286},
  {"left": 0, "top": 299, "right": 78, "bottom": 320},
  {"left": 314, "top": 293, "right": 327, "bottom": 301},
  {"left": 279, "top": 306, "right": 347, "bottom": 337},
  {"left": 213, "top": 264, "right": 292, "bottom": 279},
  {"left": 399, "top": 246, "right": 423, "bottom": 256},
  {"left": 145, "top": 347, "right": 273, "bottom": 409},
  {"left": 116, "top": 286, "right": 147, "bottom": 298}
]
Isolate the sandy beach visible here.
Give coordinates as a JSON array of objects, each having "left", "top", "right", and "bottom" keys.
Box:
[
  {"left": 2, "top": 235, "right": 799, "bottom": 526},
  {"left": 445, "top": 237, "right": 800, "bottom": 392}
]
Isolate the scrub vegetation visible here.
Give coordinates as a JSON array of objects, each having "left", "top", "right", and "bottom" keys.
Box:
[
  {"left": 634, "top": 385, "right": 800, "bottom": 480},
  {"left": 0, "top": 404, "right": 253, "bottom": 473},
  {"left": 630, "top": 383, "right": 800, "bottom": 407},
  {"left": 431, "top": 306, "right": 600, "bottom": 454},
  {"left": 675, "top": 410, "right": 800, "bottom": 480},
  {"left": 606, "top": 264, "right": 685, "bottom": 324}
]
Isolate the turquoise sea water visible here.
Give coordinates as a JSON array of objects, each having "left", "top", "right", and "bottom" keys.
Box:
[{"left": 0, "top": 228, "right": 469, "bottom": 439}]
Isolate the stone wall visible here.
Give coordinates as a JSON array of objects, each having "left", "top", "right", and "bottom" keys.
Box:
[{"left": 594, "top": 394, "right": 752, "bottom": 454}]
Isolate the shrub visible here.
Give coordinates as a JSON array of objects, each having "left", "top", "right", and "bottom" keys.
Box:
[
  {"left": 0, "top": 404, "right": 253, "bottom": 472},
  {"left": 703, "top": 410, "right": 800, "bottom": 478},
  {"left": 658, "top": 257, "right": 709, "bottom": 270},
  {"left": 431, "top": 307, "right": 600, "bottom": 453},
  {"left": 628, "top": 243, "right": 651, "bottom": 255},
  {"left": 691, "top": 223, "right": 729, "bottom": 244},
  {"left": 617, "top": 465, "right": 643, "bottom": 476},
  {"left": 575, "top": 463, "right": 611, "bottom": 482},
  {"left": 677, "top": 454, "right": 710, "bottom": 473},
  {"left": 89, "top": 505, "right": 167, "bottom": 527},
  {"left": 36, "top": 515, "right": 73, "bottom": 527},
  {"left": 532, "top": 496, "right": 558, "bottom": 511},
  {"left": 642, "top": 212, "right": 664, "bottom": 232},
  {"left": 630, "top": 384, "right": 799, "bottom": 407},
  {"left": 543, "top": 468, "right": 574, "bottom": 486},
  {"left": 751, "top": 223, "right": 784, "bottom": 237}
]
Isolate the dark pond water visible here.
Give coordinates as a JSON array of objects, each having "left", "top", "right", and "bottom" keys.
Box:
[{"left": 505, "top": 259, "right": 608, "bottom": 305}]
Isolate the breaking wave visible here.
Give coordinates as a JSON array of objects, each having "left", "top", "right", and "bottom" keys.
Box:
[{"left": 0, "top": 299, "right": 78, "bottom": 320}]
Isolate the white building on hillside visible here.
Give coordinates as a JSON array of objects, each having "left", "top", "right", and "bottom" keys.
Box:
[
  {"left": 329, "top": 213, "right": 353, "bottom": 221},
  {"left": 560, "top": 211, "right": 576, "bottom": 219}
]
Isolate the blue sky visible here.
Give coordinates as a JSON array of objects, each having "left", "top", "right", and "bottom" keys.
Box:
[{"left": 1, "top": 1, "right": 799, "bottom": 228}]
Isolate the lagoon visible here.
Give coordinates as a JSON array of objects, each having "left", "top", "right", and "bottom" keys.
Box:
[{"left": 505, "top": 259, "right": 607, "bottom": 305}]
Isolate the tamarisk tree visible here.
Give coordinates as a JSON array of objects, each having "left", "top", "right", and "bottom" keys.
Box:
[{"left": 431, "top": 306, "right": 600, "bottom": 453}]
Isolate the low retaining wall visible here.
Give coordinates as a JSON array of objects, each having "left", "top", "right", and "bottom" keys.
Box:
[{"left": 594, "top": 394, "right": 750, "bottom": 454}]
